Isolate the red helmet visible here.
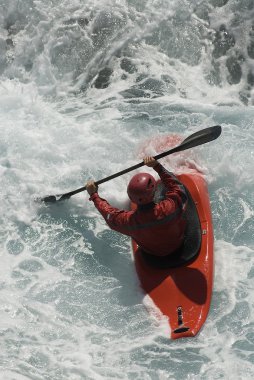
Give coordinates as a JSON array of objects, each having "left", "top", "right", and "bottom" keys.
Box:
[{"left": 127, "top": 173, "right": 156, "bottom": 205}]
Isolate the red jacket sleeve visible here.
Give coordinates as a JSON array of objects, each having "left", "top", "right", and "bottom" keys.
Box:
[
  {"left": 89, "top": 193, "right": 133, "bottom": 231},
  {"left": 153, "top": 163, "right": 188, "bottom": 215}
]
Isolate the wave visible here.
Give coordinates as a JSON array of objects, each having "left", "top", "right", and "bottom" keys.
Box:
[{"left": 0, "top": 0, "right": 253, "bottom": 104}]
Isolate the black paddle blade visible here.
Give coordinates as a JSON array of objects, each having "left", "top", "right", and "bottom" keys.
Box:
[
  {"left": 182, "top": 125, "right": 221, "bottom": 145},
  {"left": 155, "top": 125, "right": 222, "bottom": 160},
  {"left": 35, "top": 195, "right": 57, "bottom": 203},
  {"left": 36, "top": 194, "right": 71, "bottom": 203}
]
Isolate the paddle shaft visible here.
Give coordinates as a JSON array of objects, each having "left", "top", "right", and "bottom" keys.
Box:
[{"left": 41, "top": 125, "right": 221, "bottom": 202}]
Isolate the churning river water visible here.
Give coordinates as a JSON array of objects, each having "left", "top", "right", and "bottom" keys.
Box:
[{"left": 0, "top": 0, "right": 254, "bottom": 379}]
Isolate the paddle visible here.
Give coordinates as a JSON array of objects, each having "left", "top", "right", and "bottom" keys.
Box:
[{"left": 39, "top": 125, "right": 221, "bottom": 203}]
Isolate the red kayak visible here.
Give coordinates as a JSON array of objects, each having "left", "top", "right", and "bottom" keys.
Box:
[{"left": 132, "top": 172, "right": 214, "bottom": 339}]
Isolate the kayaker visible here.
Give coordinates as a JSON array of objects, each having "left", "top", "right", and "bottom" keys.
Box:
[{"left": 86, "top": 157, "right": 188, "bottom": 257}]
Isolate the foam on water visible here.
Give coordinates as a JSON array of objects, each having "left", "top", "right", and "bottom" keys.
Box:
[{"left": 0, "top": 0, "right": 254, "bottom": 379}]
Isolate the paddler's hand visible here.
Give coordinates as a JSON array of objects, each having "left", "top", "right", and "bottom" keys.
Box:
[
  {"left": 86, "top": 180, "right": 98, "bottom": 196},
  {"left": 143, "top": 156, "right": 158, "bottom": 168}
]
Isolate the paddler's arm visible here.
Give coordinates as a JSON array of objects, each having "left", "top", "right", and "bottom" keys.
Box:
[
  {"left": 86, "top": 180, "right": 131, "bottom": 229},
  {"left": 145, "top": 157, "right": 188, "bottom": 211}
]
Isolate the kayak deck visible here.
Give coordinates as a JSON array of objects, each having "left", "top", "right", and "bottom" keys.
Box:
[{"left": 132, "top": 173, "right": 214, "bottom": 339}]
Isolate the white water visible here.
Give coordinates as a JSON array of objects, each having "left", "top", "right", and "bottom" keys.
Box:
[{"left": 0, "top": 0, "right": 254, "bottom": 379}]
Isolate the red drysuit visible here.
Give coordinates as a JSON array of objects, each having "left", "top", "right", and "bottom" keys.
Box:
[{"left": 89, "top": 163, "right": 188, "bottom": 256}]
